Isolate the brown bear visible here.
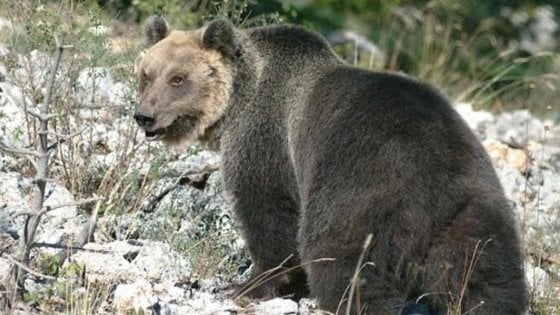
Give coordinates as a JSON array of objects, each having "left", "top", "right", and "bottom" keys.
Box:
[{"left": 134, "top": 17, "right": 528, "bottom": 315}]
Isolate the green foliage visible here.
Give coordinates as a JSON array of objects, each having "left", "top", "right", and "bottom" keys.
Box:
[
  {"left": 2, "top": 1, "right": 101, "bottom": 53},
  {"left": 39, "top": 252, "right": 63, "bottom": 276},
  {"left": 250, "top": 1, "right": 559, "bottom": 112},
  {"left": 94, "top": 0, "right": 282, "bottom": 28},
  {"left": 62, "top": 261, "right": 83, "bottom": 278},
  {"left": 20, "top": 258, "right": 104, "bottom": 314}
]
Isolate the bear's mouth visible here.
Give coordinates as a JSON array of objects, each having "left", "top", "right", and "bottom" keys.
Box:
[
  {"left": 145, "top": 128, "right": 166, "bottom": 141},
  {"left": 144, "top": 115, "right": 199, "bottom": 142}
]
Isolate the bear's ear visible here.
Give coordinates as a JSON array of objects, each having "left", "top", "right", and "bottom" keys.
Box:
[
  {"left": 145, "top": 16, "right": 170, "bottom": 46},
  {"left": 202, "top": 19, "right": 241, "bottom": 60}
]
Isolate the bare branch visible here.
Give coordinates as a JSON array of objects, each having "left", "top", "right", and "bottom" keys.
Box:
[
  {"left": 30, "top": 243, "right": 108, "bottom": 254},
  {"left": 0, "top": 141, "right": 41, "bottom": 158},
  {"left": 2, "top": 253, "right": 56, "bottom": 281},
  {"left": 45, "top": 196, "right": 101, "bottom": 213},
  {"left": 10, "top": 197, "right": 101, "bottom": 219},
  {"left": 47, "top": 127, "right": 89, "bottom": 152},
  {"left": 48, "top": 127, "right": 88, "bottom": 140},
  {"left": 13, "top": 35, "right": 72, "bottom": 287},
  {"left": 0, "top": 140, "right": 39, "bottom": 170},
  {"left": 26, "top": 110, "right": 57, "bottom": 122}
]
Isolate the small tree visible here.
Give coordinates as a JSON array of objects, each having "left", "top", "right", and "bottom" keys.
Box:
[{"left": 1, "top": 35, "right": 97, "bottom": 297}]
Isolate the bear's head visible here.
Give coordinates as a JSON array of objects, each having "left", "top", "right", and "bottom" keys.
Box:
[{"left": 134, "top": 17, "right": 239, "bottom": 146}]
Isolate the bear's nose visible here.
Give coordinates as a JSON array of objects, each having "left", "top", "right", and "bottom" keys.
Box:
[{"left": 134, "top": 111, "right": 155, "bottom": 128}]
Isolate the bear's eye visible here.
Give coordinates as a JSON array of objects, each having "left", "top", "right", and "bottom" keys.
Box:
[{"left": 170, "top": 75, "right": 185, "bottom": 86}]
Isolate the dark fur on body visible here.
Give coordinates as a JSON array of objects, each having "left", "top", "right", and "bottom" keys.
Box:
[{"left": 139, "top": 18, "right": 527, "bottom": 314}]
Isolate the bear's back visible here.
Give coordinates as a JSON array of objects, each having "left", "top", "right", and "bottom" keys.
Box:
[{"left": 248, "top": 25, "right": 342, "bottom": 64}]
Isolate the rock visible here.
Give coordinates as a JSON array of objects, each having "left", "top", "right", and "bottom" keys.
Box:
[
  {"left": 0, "top": 173, "right": 85, "bottom": 257},
  {"left": 298, "top": 298, "right": 319, "bottom": 314},
  {"left": 77, "top": 123, "right": 111, "bottom": 157},
  {"left": 525, "top": 262, "right": 550, "bottom": 298},
  {"left": 528, "top": 140, "right": 560, "bottom": 171},
  {"left": 252, "top": 298, "right": 299, "bottom": 315},
  {"left": 0, "top": 256, "right": 10, "bottom": 283},
  {"left": 483, "top": 138, "right": 530, "bottom": 173},
  {"left": 180, "top": 291, "right": 238, "bottom": 314},
  {"left": 88, "top": 25, "right": 110, "bottom": 37},
  {"left": 68, "top": 240, "right": 191, "bottom": 284},
  {"left": 76, "top": 67, "right": 115, "bottom": 107},
  {"left": 0, "top": 43, "right": 9, "bottom": 58},
  {"left": 14, "top": 50, "right": 52, "bottom": 94},
  {"left": 486, "top": 110, "right": 545, "bottom": 147},
  {"left": 492, "top": 159, "right": 532, "bottom": 215},
  {"left": 108, "top": 81, "right": 133, "bottom": 107},
  {"left": 524, "top": 168, "right": 560, "bottom": 232},
  {"left": 0, "top": 212, "right": 18, "bottom": 241},
  {"left": 165, "top": 149, "right": 221, "bottom": 177},
  {"left": 0, "top": 82, "right": 33, "bottom": 147},
  {"left": 69, "top": 241, "right": 146, "bottom": 283},
  {"left": 113, "top": 278, "right": 157, "bottom": 315},
  {"left": 0, "top": 60, "right": 6, "bottom": 82},
  {"left": 0, "top": 172, "right": 31, "bottom": 216},
  {"left": 134, "top": 241, "right": 191, "bottom": 283},
  {"left": 455, "top": 103, "right": 495, "bottom": 140},
  {"left": 0, "top": 17, "right": 14, "bottom": 32},
  {"left": 144, "top": 163, "right": 231, "bottom": 239},
  {"left": 104, "top": 213, "right": 138, "bottom": 241},
  {"left": 155, "top": 181, "right": 209, "bottom": 216},
  {"left": 44, "top": 182, "right": 77, "bottom": 220},
  {"left": 31, "top": 182, "right": 83, "bottom": 255}
]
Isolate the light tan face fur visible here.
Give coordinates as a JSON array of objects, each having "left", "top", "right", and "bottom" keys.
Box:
[{"left": 136, "top": 30, "right": 233, "bottom": 146}]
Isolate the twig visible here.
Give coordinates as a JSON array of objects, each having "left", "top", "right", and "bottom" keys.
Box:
[
  {"left": 46, "top": 127, "right": 89, "bottom": 152},
  {"left": 47, "top": 127, "right": 87, "bottom": 139},
  {"left": 415, "top": 291, "right": 449, "bottom": 304},
  {"left": 344, "top": 233, "right": 373, "bottom": 315},
  {"left": 456, "top": 239, "right": 491, "bottom": 312},
  {"left": 232, "top": 256, "right": 336, "bottom": 301},
  {"left": 10, "top": 197, "right": 101, "bottom": 219},
  {"left": 232, "top": 254, "right": 294, "bottom": 301},
  {"left": 26, "top": 110, "right": 57, "bottom": 122},
  {"left": 462, "top": 300, "right": 485, "bottom": 315},
  {"left": 13, "top": 34, "right": 70, "bottom": 288},
  {"left": 30, "top": 243, "right": 109, "bottom": 254},
  {"left": 527, "top": 251, "right": 560, "bottom": 266},
  {"left": 31, "top": 244, "right": 107, "bottom": 254},
  {"left": 0, "top": 141, "right": 41, "bottom": 158},
  {"left": 0, "top": 140, "right": 40, "bottom": 170},
  {"left": 2, "top": 253, "right": 55, "bottom": 281}
]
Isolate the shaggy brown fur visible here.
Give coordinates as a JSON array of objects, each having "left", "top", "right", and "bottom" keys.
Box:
[
  {"left": 135, "top": 17, "right": 528, "bottom": 315},
  {"left": 135, "top": 20, "right": 232, "bottom": 148}
]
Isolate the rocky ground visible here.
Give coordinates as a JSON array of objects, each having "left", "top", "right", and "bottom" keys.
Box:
[{"left": 0, "top": 16, "right": 559, "bottom": 315}]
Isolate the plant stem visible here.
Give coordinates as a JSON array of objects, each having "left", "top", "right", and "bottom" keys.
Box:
[{"left": 14, "top": 36, "right": 68, "bottom": 288}]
